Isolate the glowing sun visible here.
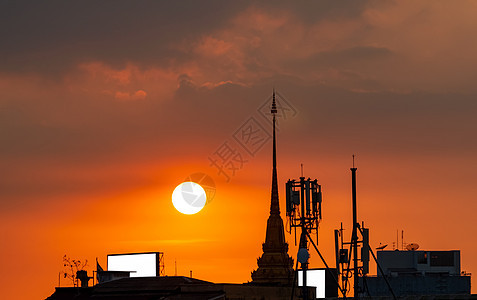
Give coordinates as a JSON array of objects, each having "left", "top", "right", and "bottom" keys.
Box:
[{"left": 172, "top": 181, "right": 207, "bottom": 214}]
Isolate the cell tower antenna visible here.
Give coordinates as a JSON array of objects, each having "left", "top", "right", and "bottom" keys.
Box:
[
  {"left": 301, "top": 163, "right": 304, "bottom": 177},
  {"left": 352, "top": 154, "right": 355, "bottom": 168}
]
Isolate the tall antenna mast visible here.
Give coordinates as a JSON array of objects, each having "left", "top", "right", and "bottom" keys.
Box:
[{"left": 351, "top": 155, "right": 359, "bottom": 297}]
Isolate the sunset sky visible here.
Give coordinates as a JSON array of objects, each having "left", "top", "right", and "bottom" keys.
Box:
[{"left": 1, "top": 1, "right": 477, "bottom": 299}]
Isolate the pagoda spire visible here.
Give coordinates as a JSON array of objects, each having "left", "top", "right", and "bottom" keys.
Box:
[
  {"left": 270, "top": 89, "right": 280, "bottom": 215},
  {"left": 251, "top": 90, "right": 294, "bottom": 286}
]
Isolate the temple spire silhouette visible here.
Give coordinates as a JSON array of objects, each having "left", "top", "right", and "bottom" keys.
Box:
[
  {"left": 270, "top": 89, "right": 279, "bottom": 215},
  {"left": 251, "top": 90, "right": 294, "bottom": 286}
]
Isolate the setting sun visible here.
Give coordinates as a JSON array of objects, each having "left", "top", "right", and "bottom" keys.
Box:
[{"left": 172, "top": 181, "right": 207, "bottom": 215}]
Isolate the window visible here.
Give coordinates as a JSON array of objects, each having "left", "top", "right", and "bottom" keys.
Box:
[
  {"left": 417, "top": 252, "right": 428, "bottom": 264},
  {"left": 430, "top": 251, "right": 454, "bottom": 267}
]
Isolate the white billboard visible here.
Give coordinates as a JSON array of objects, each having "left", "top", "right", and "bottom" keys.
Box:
[
  {"left": 298, "top": 269, "right": 326, "bottom": 298},
  {"left": 107, "top": 252, "right": 159, "bottom": 277}
]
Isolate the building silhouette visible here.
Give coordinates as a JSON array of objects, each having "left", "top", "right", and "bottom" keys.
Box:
[{"left": 361, "top": 250, "right": 471, "bottom": 297}]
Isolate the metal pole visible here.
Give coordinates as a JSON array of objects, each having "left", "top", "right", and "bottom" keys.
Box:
[
  {"left": 305, "top": 230, "right": 347, "bottom": 298},
  {"left": 358, "top": 227, "right": 397, "bottom": 300},
  {"left": 300, "top": 177, "right": 307, "bottom": 300},
  {"left": 300, "top": 231, "right": 308, "bottom": 300},
  {"left": 334, "top": 229, "right": 340, "bottom": 276},
  {"left": 340, "top": 222, "right": 348, "bottom": 296},
  {"left": 351, "top": 166, "right": 359, "bottom": 298}
]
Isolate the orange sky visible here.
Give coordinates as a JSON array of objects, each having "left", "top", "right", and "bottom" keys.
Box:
[{"left": 1, "top": 1, "right": 477, "bottom": 299}]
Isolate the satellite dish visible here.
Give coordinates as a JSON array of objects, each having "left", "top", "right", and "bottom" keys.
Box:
[
  {"left": 406, "top": 243, "right": 419, "bottom": 251},
  {"left": 297, "top": 248, "right": 309, "bottom": 264},
  {"left": 376, "top": 244, "right": 388, "bottom": 250}
]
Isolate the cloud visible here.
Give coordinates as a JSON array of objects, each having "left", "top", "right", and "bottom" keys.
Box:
[
  {"left": 114, "top": 90, "right": 147, "bottom": 101},
  {"left": 3, "top": 1, "right": 477, "bottom": 93},
  {"left": 0, "top": 1, "right": 251, "bottom": 74},
  {"left": 1, "top": 1, "right": 477, "bottom": 215}
]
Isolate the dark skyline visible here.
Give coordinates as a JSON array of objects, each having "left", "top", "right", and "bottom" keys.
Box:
[{"left": 1, "top": 2, "right": 476, "bottom": 299}]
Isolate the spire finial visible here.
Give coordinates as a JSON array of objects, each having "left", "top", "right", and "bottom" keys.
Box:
[{"left": 271, "top": 89, "right": 277, "bottom": 115}]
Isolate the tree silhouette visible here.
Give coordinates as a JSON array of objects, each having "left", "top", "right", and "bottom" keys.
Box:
[{"left": 61, "top": 255, "right": 88, "bottom": 287}]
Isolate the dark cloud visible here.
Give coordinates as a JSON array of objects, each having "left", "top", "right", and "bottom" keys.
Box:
[
  {"left": 282, "top": 46, "right": 394, "bottom": 89},
  {"left": 255, "top": 0, "right": 378, "bottom": 23},
  {"left": 280, "top": 85, "right": 477, "bottom": 157},
  {"left": 325, "top": 46, "right": 393, "bottom": 62},
  {"left": 0, "top": 1, "right": 251, "bottom": 73},
  {"left": 0, "top": 0, "right": 386, "bottom": 75}
]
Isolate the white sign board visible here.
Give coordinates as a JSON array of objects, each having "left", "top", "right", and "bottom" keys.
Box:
[
  {"left": 107, "top": 252, "right": 159, "bottom": 277},
  {"left": 298, "top": 269, "right": 326, "bottom": 299}
]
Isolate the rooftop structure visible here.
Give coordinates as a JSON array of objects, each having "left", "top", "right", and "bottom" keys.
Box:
[
  {"left": 362, "top": 250, "right": 471, "bottom": 297},
  {"left": 378, "top": 250, "right": 461, "bottom": 276},
  {"left": 46, "top": 276, "right": 315, "bottom": 300}
]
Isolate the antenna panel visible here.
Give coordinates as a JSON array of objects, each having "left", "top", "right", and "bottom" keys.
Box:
[
  {"left": 286, "top": 181, "right": 293, "bottom": 213},
  {"left": 292, "top": 191, "right": 300, "bottom": 205},
  {"left": 305, "top": 180, "right": 311, "bottom": 214}
]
